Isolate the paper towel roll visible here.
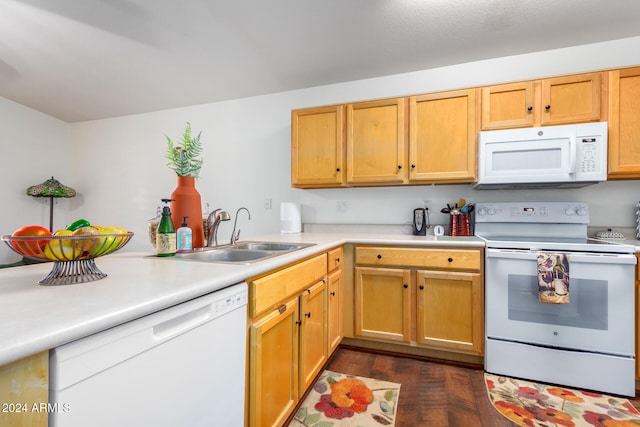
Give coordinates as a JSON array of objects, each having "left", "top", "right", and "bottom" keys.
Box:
[{"left": 280, "top": 202, "right": 301, "bottom": 233}]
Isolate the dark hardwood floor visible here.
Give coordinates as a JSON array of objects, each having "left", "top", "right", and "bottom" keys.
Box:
[{"left": 304, "top": 346, "right": 640, "bottom": 427}]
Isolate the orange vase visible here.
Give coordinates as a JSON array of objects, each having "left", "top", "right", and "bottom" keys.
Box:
[{"left": 170, "top": 176, "right": 204, "bottom": 248}]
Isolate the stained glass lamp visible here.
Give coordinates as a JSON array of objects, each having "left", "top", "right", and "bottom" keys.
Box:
[{"left": 26, "top": 176, "right": 76, "bottom": 232}]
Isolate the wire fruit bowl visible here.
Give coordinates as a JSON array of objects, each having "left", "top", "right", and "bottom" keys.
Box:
[{"left": 1, "top": 233, "right": 134, "bottom": 285}]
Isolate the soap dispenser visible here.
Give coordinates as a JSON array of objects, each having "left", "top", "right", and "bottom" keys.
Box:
[
  {"left": 156, "top": 199, "right": 176, "bottom": 256},
  {"left": 177, "top": 216, "right": 193, "bottom": 253}
]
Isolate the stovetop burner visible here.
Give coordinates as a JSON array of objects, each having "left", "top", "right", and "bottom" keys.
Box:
[
  {"left": 477, "top": 234, "right": 634, "bottom": 253},
  {"left": 474, "top": 202, "right": 634, "bottom": 254}
]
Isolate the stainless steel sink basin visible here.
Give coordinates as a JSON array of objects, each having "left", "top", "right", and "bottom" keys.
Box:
[
  {"left": 172, "top": 241, "right": 316, "bottom": 264},
  {"left": 232, "top": 241, "right": 315, "bottom": 251}
]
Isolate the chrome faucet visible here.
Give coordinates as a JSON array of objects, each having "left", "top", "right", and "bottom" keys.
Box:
[
  {"left": 206, "top": 208, "right": 231, "bottom": 247},
  {"left": 230, "top": 207, "right": 251, "bottom": 245}
]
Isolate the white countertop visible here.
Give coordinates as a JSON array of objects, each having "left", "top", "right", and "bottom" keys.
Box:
[{"left": 0, "top": 232, "right": 483, "bottom": 366}]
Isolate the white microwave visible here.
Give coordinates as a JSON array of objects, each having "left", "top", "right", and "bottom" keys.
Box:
[{"left": 475, "top": 122, "right": 608, "bottom": 189}]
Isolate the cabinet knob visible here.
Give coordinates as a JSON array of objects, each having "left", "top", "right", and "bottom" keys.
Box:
[
  {"left": 377, "top": 254, "right": 382, "bottom": 259},
  {"left": 527, "top": 106, "right": 533, "bottom": 112},
  {"left": 330, "top": 291, "right": 336, "bottom": 296},
  {"left": 411, "top": 164, "right": 416, "bottom": 169},
  {"left": 403, "top": 284, "right": 408, "bottom": 289},
  {"left": 336, "top": 257, "right": 341, "bottom": 263},
  {"left": 296, "top": 320, "right": 302, "bottom": 326},
  {"left": 545, "top": 105, "right": 551, "bottom": 110},
  {"left": 419, "top": 285, "right": 424, "bottom": 290},
  {"left": 305, "top": 312, "right": 311, "bottom": 318},
  {"left": 397, "top": 165, "right": 402, "bottom": 170},
  {"left": 336, "top": 168, "right": 340, "bottom": 172},
  {"left": 448, "top": 257, "right": 453, "bottom": 262}
]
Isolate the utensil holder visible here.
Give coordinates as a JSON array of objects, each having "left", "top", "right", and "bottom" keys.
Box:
[{"left": 449, "top": 213, "right": 472, "bottom": 236}]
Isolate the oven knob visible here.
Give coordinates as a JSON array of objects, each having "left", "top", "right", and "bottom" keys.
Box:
[
  {"left": 576, "top": 207, "right": 588, "bottom": 216},
  {"left": 487, "top": 208, "right": 496, "bottom": 215},
  {"left": 564, "top": 207, "right": 576, "bottom": 215},
  {"left": 478, "top": 207, "right": 487, "bottom": 216}
]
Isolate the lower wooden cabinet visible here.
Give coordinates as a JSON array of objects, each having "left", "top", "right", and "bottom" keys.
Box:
[
  {"left": 247, "top": 250, "right": 344, "bottom": 427},
  {"left": 353, "top": 246, "right": 484, "bottom": 357},
  {"left": 327, "top": 247, "right": 344, "bottom": 355},
  {"left": 0, "top": 351, "right": 48, "bottom": 427},
  {"left": 250, "top": 297, "right": 300, "bottom": 427},
  {"left": 299, "top": 280, "right": 328, "bottom": 392},
  {"left": 416, "top": 270, "right": 483, "bottom": 354},
  {"left": 354, "top": 267, "right": 411, "bottom": 342}
]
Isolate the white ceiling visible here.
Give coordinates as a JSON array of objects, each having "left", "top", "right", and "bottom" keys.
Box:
[{"left": 1, "top": 0, "right": 639, "bottom": 123}]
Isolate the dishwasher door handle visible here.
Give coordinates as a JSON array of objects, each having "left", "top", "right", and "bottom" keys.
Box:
[{"left": 152, "top": 304, "right": 213, "bottom": 341}]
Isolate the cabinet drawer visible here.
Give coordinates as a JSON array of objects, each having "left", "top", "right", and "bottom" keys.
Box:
[
  {"left": 355, "top": 246, "right": 481, "bottom": 271},
  {"left": 249, "top": 254, "right": 327, "bottom": 316},
  {"left": 328, "top": 247, "right": 343, "bottom": 273}
]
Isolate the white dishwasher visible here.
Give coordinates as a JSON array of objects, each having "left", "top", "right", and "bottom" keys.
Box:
[{"left": 49, "top": 282, "right": 248, "bottom": 427}]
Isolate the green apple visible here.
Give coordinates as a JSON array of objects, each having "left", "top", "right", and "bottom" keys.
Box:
[{"left": 89, "top": 226, "right": 125, "bottom": 256}]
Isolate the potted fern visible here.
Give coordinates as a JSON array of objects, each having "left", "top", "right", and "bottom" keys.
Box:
[
  {"left": 165, "top": 122, "right": 204, "bottom": 177},
  {"left": 164, "top": 122, "right": 205, "bottom": 248}
]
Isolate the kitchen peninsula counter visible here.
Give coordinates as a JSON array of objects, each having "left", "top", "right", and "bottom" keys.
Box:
[{"left": 0, "top": 232, "right": 483, "bottom": 366}]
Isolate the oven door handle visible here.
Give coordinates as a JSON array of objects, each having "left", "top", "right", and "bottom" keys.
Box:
[{"left": 486, "top": 248, "right": 637, "bottom": 265}]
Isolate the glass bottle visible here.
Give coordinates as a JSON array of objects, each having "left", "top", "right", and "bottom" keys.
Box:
[{"left": 156, "top": 199, "right": 176, "bottom": 257}]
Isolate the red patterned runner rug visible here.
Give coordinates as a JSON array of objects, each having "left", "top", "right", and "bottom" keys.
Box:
[
  {"left": 485, "top": 373, "right": 640, "bottom": 426},
  {"left": 288, "top": 370, "right": 401, "bottom": 426}
]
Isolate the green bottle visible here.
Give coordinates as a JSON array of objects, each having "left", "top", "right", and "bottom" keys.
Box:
[{"left": 156, "top": 199, "right": 176, "bottom": 256}]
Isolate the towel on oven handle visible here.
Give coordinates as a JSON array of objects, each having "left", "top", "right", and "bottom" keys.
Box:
[{"left": 537, "top": 253, "right": 570, "bottom": 304}]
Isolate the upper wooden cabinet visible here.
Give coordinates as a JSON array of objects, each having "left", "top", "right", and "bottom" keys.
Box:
[
  {"left": 291, "top": 105, "right": 345, "bottom": 188},
  {"left": 481, "top": 81, "right": 535, "bottom": 129},
  {"left": 608, "top": 67, "right": 640, "bottom": 179},
  {"left": 346, "top": 98, "right": 407, "bottom": 185},
  {"left": 409, "top": 89, "right": 479, "bottom": 183},
  {"left": 481, "top": 72, "right": 604, "bottom": 130}
]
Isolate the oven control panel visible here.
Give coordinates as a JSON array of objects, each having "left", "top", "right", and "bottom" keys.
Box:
[{"left": 475, "top": 202, "right": 589, "bottom": 224}]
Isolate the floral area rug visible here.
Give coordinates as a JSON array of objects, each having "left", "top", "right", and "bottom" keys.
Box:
[
  {"left": 485, "top": 373, "right": 640, "bottom": 426},
  {"left": 288, "top": 370, "right": 401, "bottom": 426}
]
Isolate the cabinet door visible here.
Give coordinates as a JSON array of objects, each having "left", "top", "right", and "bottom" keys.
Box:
[
  {"left": 416, "top": 270, "right": 483, "bottom": 355},
  {"left": 299, "top": 280, "right": 328, "bottom": 392},
  {"left": 481, "top": 81, "right": 535, "bottom": 130},
  {"left": 409, "top": 89, "right": 478, "bottom": 182},
  {"left": 0, "top": 351, "right": 48, "bottom": 427},
  {"left": 328, "top": 246, "right": 343, "bottom": 273},
  {"left": 608, "top": 67, "right": 640, "bottom": 178},
  {"left": 249, "top": 297, "right": 299, "bottom": 427},
  {"left": 354, "top": 267, "right": 411, "bottom": 342},
  {"left": 346, "top": 98, "right": 407, "bottom": 184},
  {"left": 292, "top": 105, "right": 345, "bottom": 187},
  {"left": 541, "top": 73, "right": 602, "bottom": 125},
  {"left": 328, "top": 268, "right": 344, "bottom": 355}
]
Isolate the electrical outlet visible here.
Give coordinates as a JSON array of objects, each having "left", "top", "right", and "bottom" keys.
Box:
[
  {"left": 264, "top": 198, "right": 272, "bottom": 210},
  {"left": 336, "top": 201, "right": 348, "bottom": 213}
]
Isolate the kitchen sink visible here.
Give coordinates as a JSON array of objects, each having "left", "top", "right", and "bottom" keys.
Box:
[
  {"left": 172, "top": 241, "right": 316, "bottom": 264},
  {"left": 231, "top": 241, "right": 314, "bottom": 252}
]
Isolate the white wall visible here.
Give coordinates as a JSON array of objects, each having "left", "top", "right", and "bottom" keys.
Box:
[
  {"left": 0, "top": 97, "right": 71, "bottom": 263},
  {"left": 3, "top": 36, "right": 640, "bottom": 263}
]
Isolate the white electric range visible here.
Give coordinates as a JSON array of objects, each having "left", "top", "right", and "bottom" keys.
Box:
[{"left": 475, "top": 201, "right": 637, "bottom": 396}]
